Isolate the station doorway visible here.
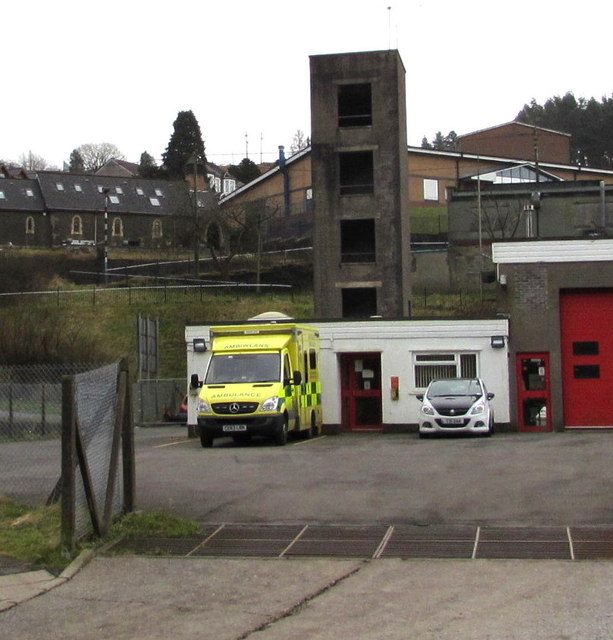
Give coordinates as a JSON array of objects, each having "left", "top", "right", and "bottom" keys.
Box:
[
  {"left": 560, "top": 290, "right": 613, "bottom": 428},
  {"left": 339, "top": 353, "right": 382, "bottom": 431},
  {"left": 516, "top": 353, "right": 552, "bottom": 431}
]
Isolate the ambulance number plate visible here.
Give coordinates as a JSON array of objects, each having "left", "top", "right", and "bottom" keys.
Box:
[{"left": 223, "top": 424, "right": 247, "bottom": 432}]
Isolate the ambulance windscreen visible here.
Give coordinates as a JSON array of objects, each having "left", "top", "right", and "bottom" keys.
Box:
[{"left": 205, "top": 353, "right": 281, "bottom": 384}]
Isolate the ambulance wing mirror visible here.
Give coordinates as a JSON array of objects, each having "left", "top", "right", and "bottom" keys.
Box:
[
  {"left": 416, "top": 394, "right": 424, "bottom": 402},
  {"left": 292, "top": 371, "right": 302, "bottom": 386},
  {"left": 190, "top": 373, "right": 203, "bottom": 390}
]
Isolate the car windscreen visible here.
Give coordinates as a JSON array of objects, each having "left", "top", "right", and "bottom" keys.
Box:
[
  {"left": 428, "top": 379, "right": 482, "bottom": 398},
  {"left": 205, "top": 353, "right": 280, "bottom": 384}
]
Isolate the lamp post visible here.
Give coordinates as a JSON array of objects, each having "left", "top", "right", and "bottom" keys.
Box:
[
  {"left": 102, "top": 187, "right": 110, "bottom": 284},
  {"left": 188, "top": 154, "right": 200, "bottom": 277}
]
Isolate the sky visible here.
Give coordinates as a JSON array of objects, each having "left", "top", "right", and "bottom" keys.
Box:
[{"left": 3, "top": 0, "right": 612, "bottom": 169}]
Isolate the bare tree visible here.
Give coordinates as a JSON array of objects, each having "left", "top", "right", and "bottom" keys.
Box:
[
  {"left": 475, "top": 198, "right": 525, "bottom": 241},
  {"left": 289, "top": 129, "right": 310, "bottom": 155},
  {"left": 19, "top": 151, "right": 51, "bottom": 171},
  {"left": 203, "top": 200, "right": 279, "bottom": 282},
  {"left": 75, "top": 143, "right": 125, "bottom": 172}
]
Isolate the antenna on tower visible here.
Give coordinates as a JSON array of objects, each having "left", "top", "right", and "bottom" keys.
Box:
[
  {"left": 387, "top": 6, "right": 392, "bottom": 49},
  {"left": 245, "top": 131, "right": 249, "bottom": 159}
]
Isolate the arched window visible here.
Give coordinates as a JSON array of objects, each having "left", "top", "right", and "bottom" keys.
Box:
[
  {"left": 112, "top": 217, "right": 123, "bottom": 237},
  {"left": 25, "top": 216, "right": 35, "bottom": 234},
  {"left": 71, "top": 215, "right": 83, "bottom": 235},
  {"left": 152, "top": 219, "right": 162, "bottom": 238}
]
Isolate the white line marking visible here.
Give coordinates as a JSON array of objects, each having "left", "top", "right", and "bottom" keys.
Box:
[
  {"left": 567, "top": 526, "right": 575, "bottom": 561},
  {"left": 373, "top": 525, "right": 394, "bottom": 559},
  {"left": 472, "top": 526, "right": 481, "bottom": 559},
  {"left": 187, "top": 523, "right": 226, "bottom": 556},
  {"left": 292, "top": 436, "right": 327, "bottom": 446},
  {"left": 280, "top": 524, "right": 309, "bottom": 557},
  {"left": 153, "top": 439, "right": 193, "bottom": 448}
]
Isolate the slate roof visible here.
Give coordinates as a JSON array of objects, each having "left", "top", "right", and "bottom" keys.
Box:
[
  {"left": 0, "top": 178, "right": 45, "bottom": 212},
  {"left": 34, "top": 171, "right": 206, "bottom": 216}
]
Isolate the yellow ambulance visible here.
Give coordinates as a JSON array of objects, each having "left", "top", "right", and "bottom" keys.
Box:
[{"left": 194, "top": 313, "right": 322, "bottom": 447}]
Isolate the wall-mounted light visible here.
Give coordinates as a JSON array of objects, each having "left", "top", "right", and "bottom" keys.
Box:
[
  {"left": 499, "top": 273, "right": 507, "bottom": 286},
  {"left": 491, "top": 336, "right": 506, "bottom": 349},
  {"left": 193, "top": 338, "right": 207, "bottom": 352}
]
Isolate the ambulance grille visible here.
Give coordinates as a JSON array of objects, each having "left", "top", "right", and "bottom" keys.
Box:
[{"left": 212, "top": 402, "right": 259, "bottom": 415}]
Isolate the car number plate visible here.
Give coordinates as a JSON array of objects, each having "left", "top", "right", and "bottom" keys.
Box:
[
  {"left": 223, "top": 424, "right": 247, "bottom": 432},
  {"left": 441, "top": 418, "right": 464, "bottom": 425}
]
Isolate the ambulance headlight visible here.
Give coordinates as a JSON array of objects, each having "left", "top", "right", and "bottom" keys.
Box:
[
  {"left": 197, "top": 399, "right": 211, "bottom": 414},
  {"left": 261, "top": 396, "right": 279, "bottom": 412}
]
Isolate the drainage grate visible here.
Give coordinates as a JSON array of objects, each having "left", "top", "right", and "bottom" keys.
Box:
[
  {"left": 286, "top": 525, "right": 389, "bottom": 558},
  {"left": 476, "top": 527, "right": 572, "bottom": 560},
  {"left": 380, "top": 525, "right": 477, "bottom": 559},
  {"left": 570, "top": 526, "right": 613, "bottom": 560},
  {"left": 109, "top": 524, "right": 612, "bottom": 561}
]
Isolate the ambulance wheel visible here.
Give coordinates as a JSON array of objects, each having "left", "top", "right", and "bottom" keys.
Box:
[
  {"left": 200, "top": 433, "right": 214, "bottom": 448},
  {"left": 275, "top": 417, "right": 288, "bottom": 446}
]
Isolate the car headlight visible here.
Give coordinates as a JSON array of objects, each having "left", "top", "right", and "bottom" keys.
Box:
[
  {"left": 421, "top": 405, "right": 435, "bottom": 415},
  {"left": 261, "top": 396, "right": 279, "bottom": 412},
  {"left": 471, "top": 403, "right": 485, "bottom": 415},
  {"left": 197, "top": 399, "right": 211, "bottom": 413}
]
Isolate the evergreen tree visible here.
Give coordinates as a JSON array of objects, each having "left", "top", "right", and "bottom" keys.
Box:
[
  {"left": 138, "top": 151, "right": 159, "bottom": 178},
  {"left": 227, "top": 158, "right": 261, "bottom": 184},
  {"left": 420, "top": 131, "right": 457, "bottom": 151},
  {"left": 68, "top": 149, "right": 85, "bottom": 172},
  {"left": 517, "top": 92, "right": 613, "bottom": 168},
  {"left": 162, "top": 110, "right": 207, "bottom": 179}
]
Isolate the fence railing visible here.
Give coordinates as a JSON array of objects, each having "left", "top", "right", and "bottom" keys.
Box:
[{"left": 60, "top": 361, "right": 134, "bottom": 553}]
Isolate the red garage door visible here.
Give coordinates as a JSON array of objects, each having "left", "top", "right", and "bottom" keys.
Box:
[{"left": 560, "top": 290, "right": 613, "bottom": 427}]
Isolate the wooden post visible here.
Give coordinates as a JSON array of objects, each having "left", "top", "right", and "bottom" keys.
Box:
[
  {"left": 61, "top": 376, "right": 76, "bottom": 557},
  {"left": 121, "top": 360, "right": 136, "bottom": 514}
]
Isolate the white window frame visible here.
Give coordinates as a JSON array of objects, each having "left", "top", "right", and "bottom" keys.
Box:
[
  {"left": 413, "top": 352, "right": 478, "bottom": 388},
  {"left": 25, "top": 216, "right": 35, "bottom": 234},
  {"left": 423, "top": 178, "right": 439, "bottom": 202}
]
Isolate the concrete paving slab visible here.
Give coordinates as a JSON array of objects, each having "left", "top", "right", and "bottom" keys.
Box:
[
  {"left": 249, "top": 558, "right": 613, "bottom": 640},
  {"left": 2, "top": 556, "right": 612, "bottom": 639},
  {"left": 0, "top": 570, "right": 56, "bottom": 611},
  {"left": 0, "top": 556, "right": 364, "bottom": 640}
]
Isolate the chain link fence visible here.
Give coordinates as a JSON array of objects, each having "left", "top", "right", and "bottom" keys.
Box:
[
  {"left": 70, "top": 362, "right": 125, "bottom": 539},
  {"left": 0, "top": 364, "right": 99, "bottom": 507},
  {"left": 134, "top": 378, "right": 186, "bottom": 424}
]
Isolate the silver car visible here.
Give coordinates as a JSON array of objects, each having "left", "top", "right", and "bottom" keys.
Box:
[{"left": 417, "top": 378, "right": 495, "bottom": 437}]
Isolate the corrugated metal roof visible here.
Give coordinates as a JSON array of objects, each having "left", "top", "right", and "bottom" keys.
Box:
[{"left": 492, "top": 239, "right": 613, "bottom": 264}]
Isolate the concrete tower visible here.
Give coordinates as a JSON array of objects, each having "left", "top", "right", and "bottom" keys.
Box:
[{"left": 310, "top": 50, "right": 412, "bottom": 318}]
